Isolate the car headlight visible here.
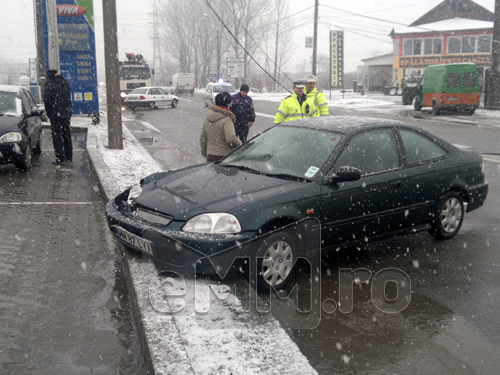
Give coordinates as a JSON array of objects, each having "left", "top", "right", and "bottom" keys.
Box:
[
  {"left": 182, "top": 213, "right": 241, "bottom": 234},
  {"left": 120, "top": 92, "right": 127, "bottom": 98},
  {"left": 0, "top": 132, "right": 22, "bottom": 143}
]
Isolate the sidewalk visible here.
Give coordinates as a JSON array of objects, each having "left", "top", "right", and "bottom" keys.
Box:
[{"left": 81, "top": 115, "right": 319, "bottom": 375}]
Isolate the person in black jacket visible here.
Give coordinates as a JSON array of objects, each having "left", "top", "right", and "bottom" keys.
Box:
[
  {"left": 44, "top": 70, "right": 73, "bottom": 165},
  {"left": 231, "top": 84, "right": 255, "bottom": 142}
]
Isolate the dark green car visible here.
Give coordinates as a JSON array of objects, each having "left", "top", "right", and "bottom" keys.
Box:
[{"left": 106, "top": 116, "right": 488, "bottom": 293}]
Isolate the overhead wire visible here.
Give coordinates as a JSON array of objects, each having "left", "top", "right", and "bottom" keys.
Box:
[{"left": 205, "top": 0, "right": 306, "bottom": 92}]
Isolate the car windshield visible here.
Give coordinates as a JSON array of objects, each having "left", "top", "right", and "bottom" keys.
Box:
[
  {"left": 130, "top": 88, "right": 148, "bottom": 94},
  {"left": 0, "top": 91, "right": 22, "bottom": 116},
  {"left": 119, "top": 66, "right": 151, "bottom": 80},
  {"left": 213, "top": 84, "right": 235, "bottom": 93},
  {"left": 221, "top": 126, "right": 342, "bottom": 179}
]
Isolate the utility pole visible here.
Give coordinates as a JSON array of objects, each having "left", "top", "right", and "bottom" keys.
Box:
[
  {"left": 46, "top": 0, "right": 59, "bottom": 71},
  {"left": 486, "top": 0, "right": 500, "bottom": 108},
  {"left": 216, "top": 30, "right": 221, "bottom": 77},
  {"left": 34, "top": 0, "right": 46, "bottom": 99},
  {"left": 274, "top": 14, "right": 280, "bottom": 91},
  {"left": 102, "top": 0, "right": 123, "bottom": 149},
  {"left": 312, "top": 0, "right": 319, "bottom": 76}
]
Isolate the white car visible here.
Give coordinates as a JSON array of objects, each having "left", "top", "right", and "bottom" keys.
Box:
[
  {"left": 203, "top": 81, "right": 237, "bottom": 107},
  {"left": 124, "top": 87, "right": 178, "bottom": 111}
]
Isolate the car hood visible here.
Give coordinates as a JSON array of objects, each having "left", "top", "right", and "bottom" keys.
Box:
[
  {"left": 0, "top": 115, "right": 22, "bottom": 136},
  {"left": 134, "top": 164, "right": 309, "bottom": 220}
]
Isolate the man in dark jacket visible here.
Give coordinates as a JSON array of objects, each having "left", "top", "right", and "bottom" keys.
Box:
[
  {"left": 231, "top": 84, "right": 256, "bottom": 142},
  {"left": 44, "top": 70, "right": 73, "bottom": 165}
]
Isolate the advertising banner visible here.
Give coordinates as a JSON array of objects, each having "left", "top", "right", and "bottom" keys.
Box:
[
  {"left": 330, "top": 31, "right": 344, "bottom": 88},
  {"left": 42, "top": 0, "right": 98, "bottom": 114},
  {"left": 227, "top": 59, "right": 244, "bottom": 78}
]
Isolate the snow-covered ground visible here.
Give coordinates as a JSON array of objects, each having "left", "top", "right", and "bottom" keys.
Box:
[{"left": 79, "top": 89, "right": 499, "bottom": 374}]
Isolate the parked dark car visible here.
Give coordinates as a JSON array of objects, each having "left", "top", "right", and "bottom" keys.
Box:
[
  {"left": 106, "top": 116, "right": 488, "bottom": 293},
  {"left": 0, "top": 85, "right": 44, "bottom": 170}
]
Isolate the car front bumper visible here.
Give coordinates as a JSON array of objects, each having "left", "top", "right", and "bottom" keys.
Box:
[
  {"left": 105, "top": 192, "right": 257, "bottom": 276},
  {"left": 0, "top": 140, "right": 28, "bottom": 165}
]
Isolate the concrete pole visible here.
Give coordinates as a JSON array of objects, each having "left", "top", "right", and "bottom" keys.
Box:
[
  {"left": 34, "top": 0, "right": 46, "bottom": 98},
  {"left": 102, "top": 0, "right": 123, "bottom": 149},
  {"left": 312, "top": 0, "right": 318, "bottom": 76},
  {"left": 46, "top": 0, "right": 60, "bottom": 71}
]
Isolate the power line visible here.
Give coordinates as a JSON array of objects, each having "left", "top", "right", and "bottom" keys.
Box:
[{"left": 205, "top": 0, "right": 294, "bottom": 92}]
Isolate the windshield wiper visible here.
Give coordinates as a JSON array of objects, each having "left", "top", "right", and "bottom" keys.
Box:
[
  {"left": 219, "top": 164, "right": 262, "bottom": 174},
  {"left": 260, "top": 172, "right": 312, "bottom": 182}
]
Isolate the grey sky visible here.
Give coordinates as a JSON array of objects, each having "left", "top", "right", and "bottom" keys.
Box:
[{"left": 1, "top": 0, "right": 495, "bottom": 79}]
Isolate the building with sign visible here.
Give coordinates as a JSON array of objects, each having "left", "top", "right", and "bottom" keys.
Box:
[{"left": 390, "top": 0, "right": 494, "bottom": 86}]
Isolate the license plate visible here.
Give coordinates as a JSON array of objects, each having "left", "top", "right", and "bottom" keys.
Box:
[{"left": 113, "top": 226, "right": 153, "bottom": 256}]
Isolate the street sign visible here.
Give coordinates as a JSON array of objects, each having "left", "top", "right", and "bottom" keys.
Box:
[{"left": 330, "top": 30, "right": 344, "bottom": 88}]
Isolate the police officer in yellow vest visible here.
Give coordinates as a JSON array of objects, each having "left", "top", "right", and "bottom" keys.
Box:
[
  {"left": 304, "top": 74, "right": 330, "bottom": 116},
  {"left": 274, "top": 79, "right": 319, "bottom": 124}
]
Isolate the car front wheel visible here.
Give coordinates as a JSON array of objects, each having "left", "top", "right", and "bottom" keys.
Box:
[
  {"left": 32, "top": 132, "right": 42, "bottom": 154},
  {"left": 249, "top": 230, "right": 296, "bottom": 294},
  {"left": 429, "top": 191, "right": 464, "bottom": 240},
  {"left": 15, "top": 143, "right": 32, "bottom": 171},
  {"left": 171, "top": 99, "right": 178, "bottom": 108}
]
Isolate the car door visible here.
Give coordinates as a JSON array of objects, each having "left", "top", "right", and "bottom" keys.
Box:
[
  {"left": 157, "top": 88, "right": 170, "bottom": 106},
  {"left": 24, "top": 90, "right": 42, "bottom": 144},
  {"left": 19, "top": 89, "right": 39, "bottom": 146},
  {"left": 396, "top": 128, "right": 450, "bottom": 226},
  {"left": 148, "top": 88, "right": 161, "bottom": 106},
  {"left": 320, "top": 128, "right": 409, "bottom": 247}
]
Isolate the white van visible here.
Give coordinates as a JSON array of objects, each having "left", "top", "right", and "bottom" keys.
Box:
[{"left": 171, "top": 73, "right": 195, "bottom": 95}]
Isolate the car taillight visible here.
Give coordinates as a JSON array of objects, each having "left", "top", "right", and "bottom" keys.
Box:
[{"left": 140, "top": 96, "right": 146, "bottom": 100}]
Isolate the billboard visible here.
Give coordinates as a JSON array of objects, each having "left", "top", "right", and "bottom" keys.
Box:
[
  {"left": 227, "top": 59, "right": 244, "bottom": 78},
  {"left": 42, "top": 0, "right": 99, "bottom": 115},
  {"left": 330, "top": 31, "right": 344, "bottom": 88}
]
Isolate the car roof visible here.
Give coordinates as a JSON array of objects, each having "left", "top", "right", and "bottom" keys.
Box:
[
  {"left": 0, "top": 84, "right": 24, "bottom": 93},
  {"left": 279, "top": 116, "right": 414, "bottom": 134}
]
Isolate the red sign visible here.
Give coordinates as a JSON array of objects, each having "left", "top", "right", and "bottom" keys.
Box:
[{"left": 57, "top": 4, "right": 86, "bottom": 17}]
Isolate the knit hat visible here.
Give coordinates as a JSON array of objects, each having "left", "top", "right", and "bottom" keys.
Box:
[{"left": 240, "top": 84, "right": 250, "bottom": 92}]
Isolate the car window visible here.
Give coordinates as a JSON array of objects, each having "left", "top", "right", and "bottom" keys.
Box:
[
  {"left": 130, "top": 88, "right": 148, "bottom": 94},
  {"left": 158, "top": 88, "right": 167, "bottom": 95},
  {"left": 399, "top": 129, "right": 447, "bottom": 165},
  {"left": 335, "top": 129, "right": 399, "bottom": 175},
  {"left": 463, "top": 73, "right": 477, "bottom": 87},
  {"left": 149, "top": 88, "right": 159, "bottom": 95},
  {"left": 222, "top": 126, "right": 342, "bottom": 179},
  {"left": 25, "top": 89, "right": 37, "bottom": 109},
  {"left": 0, "top": 91, "right": 22, "bottom": 116},
  {"left": 447, "top": 73, "right": 460, "bottom": 87},
  {"left": 19, "top": 90, "right": 31, "bottom": 114}
]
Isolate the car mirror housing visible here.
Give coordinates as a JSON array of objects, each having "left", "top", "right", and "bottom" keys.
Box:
[
  {"left": 30, "top": 106, "right": 44, "bottom": 117},
  {"left": 323, "top": 166, "right": 361, "bottom": 185}
]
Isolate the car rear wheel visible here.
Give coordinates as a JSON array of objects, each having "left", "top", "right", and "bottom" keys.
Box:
[
  {"left": 32, "top": 132, "right": 42, "bottom": 155},
  {"left": 431, "top": 101, "right": 440, "bottom": 116},
  {"left": 149, "top": 102, "right": 155, "bottom": 110},
  {"left": 15, "top": 143, "right": 32, "bottom": 171},
  {"left": 413, "top": 97, "right": 422, "bottom": 111},
  {"left": 249, "top": 230, "right": 297, "bottom": 294},
  {"left": 429, "top": 191, "right": 464, "bottom": 240},
  {"left": 171, "top": 99, "right": 178, "bottom": 108}
]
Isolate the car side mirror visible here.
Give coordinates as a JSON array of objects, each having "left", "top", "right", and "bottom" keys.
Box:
[
  {"left": 29, "top": 106, "right": 44, "bottom": 117},
  {"left": 323, "top": 166, "right": 361, "bottom": 185}
]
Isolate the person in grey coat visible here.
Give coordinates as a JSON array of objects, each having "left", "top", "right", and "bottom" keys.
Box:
[{"left": 200, "top": 92, "right": 242, "bottom": 162}]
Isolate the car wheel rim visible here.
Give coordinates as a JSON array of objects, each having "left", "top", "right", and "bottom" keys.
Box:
[
  {"left": 440, "top": 197, "right": 462, "bottom": 233},
  {"left": 261, "top": 240, "right": 294, "bottom": 286}
]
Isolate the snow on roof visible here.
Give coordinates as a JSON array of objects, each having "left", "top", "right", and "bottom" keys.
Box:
[{"left": 393, "top": 17, "right": 493, "bottom": 35}]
